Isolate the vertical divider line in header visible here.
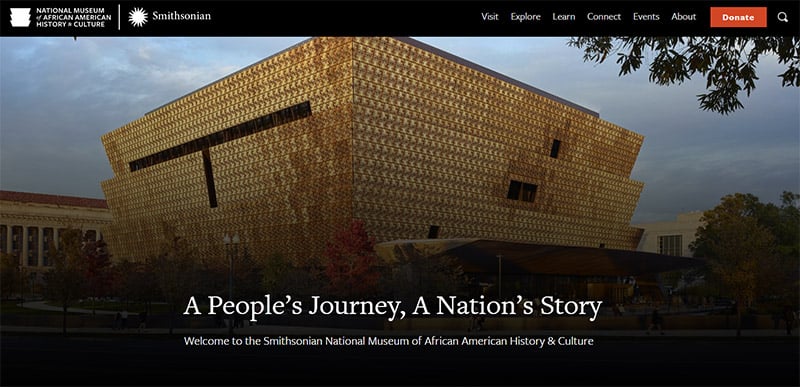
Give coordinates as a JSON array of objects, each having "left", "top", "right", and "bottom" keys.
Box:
[{"left": 117, "top": 4, "right": 120, "bottom": 31}]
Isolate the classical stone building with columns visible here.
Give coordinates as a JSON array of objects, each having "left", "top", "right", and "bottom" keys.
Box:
[
  {"left": 0, "top": 190, "right": 112, "bottom": 279},
  {"left": 634, "top": 211, "right": 705, "bottom": 257},
  {"left": 101, "top": 37, "right": 646, "bottom": 267}
]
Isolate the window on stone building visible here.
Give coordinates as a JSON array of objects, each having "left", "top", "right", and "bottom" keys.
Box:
[
  {"left": 43, "top": 228, "right": 53, "bottom": 266},
  {"left": 0, "top": 225, "right": 6, "bottom": 253},
  {"left": 11, "top": 226, "right": 22, "bottom": 256},
  {"left": 658, "top": 235, "right": 682, "bottom": 256},
  {"left": 27, "top": 226, "right": 38, "bottom": 266}
]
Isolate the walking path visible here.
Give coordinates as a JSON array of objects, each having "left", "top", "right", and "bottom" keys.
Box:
[
  {"left": 2, "top": 324, "right": 798, "bottom": 337},
  {"left": 18, "top": 300, "right": 118, "bottom": 315},
  {"left": 7, "top": 300, "right": 798, "bottom": 337}
]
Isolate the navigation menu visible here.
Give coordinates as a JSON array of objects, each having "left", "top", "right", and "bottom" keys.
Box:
[
  {"left": 1, "top": 1, "right": 797, "bottom": 36},
  {"left": 586, "top": 12, "right": 623, "bottom": 21},
  {"left": 510, "top": 12, "right": 542, "bottom": 23},
  {"left": 552, "top": 12, "right": 577, "bottom": 21},
  {"left": 632, "top": 12, "right": 662, "bottom": 22}
]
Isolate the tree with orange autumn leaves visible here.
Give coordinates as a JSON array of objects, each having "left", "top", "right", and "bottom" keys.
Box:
[{"left": 323, "top": 220, "right": 381, "bottom": 298}]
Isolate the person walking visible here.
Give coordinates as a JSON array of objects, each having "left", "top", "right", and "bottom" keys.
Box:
[
  {"left": 647, "top": 308, "right": 664, "bottom": 335},
  {"left": 784, "top": 306, "right": 796, "bottom": 336},
  {"left": 138, "top": 311, "right": 148, "bottom": 333},
  {"left": 121, "top": 309, "right": 129, "bottom": 330}
]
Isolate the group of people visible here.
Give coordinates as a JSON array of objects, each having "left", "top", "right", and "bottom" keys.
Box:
[
  {"left": 468, "top": 315, "right": 486, "bottom": 332},
  {"left": 113, "top": 310, "right": 147, "bottom": 332}
]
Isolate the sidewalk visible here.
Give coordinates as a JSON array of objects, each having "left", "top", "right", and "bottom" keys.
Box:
[
  {"left": 2, "top": 323, "right": 798, "bottom": 337},
  {"left": 7, "top": 300, "right": 798, "bottom": 338},
  {"left": 18, "top": 300, "right": 119, "bottom": 315}
]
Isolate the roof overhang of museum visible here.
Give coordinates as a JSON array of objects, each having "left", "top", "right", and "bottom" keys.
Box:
[{"left": 376, "top": 239, "right": 704, "bottom": 277}]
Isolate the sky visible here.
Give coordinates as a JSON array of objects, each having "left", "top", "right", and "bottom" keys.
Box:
[{"left": 1, "top": 37, "right": 798, "bottom": 223}]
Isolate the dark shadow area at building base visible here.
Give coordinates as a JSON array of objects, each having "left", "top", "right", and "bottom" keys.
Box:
[{"left": 2, "top": 334, "right": 798, "bottom": 386}]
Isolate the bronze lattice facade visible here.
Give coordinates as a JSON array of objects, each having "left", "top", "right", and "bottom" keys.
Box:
[{"left": 101, "top": 37, "right": 644, "bottom": 263}]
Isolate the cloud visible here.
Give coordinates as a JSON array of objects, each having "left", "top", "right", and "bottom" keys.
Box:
[
  {"left": 416, "top": 37, "right": 799, "bottom": 222},
  {"left": 0, "top": 37, "right": 306, "bottom": 197}
]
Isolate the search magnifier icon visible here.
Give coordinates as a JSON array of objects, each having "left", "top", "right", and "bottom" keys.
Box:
[{"left": 777, "top": 11, "right": 788, "bottom": 23}]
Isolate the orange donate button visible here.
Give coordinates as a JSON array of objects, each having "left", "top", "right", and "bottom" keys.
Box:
[{"left": 710, "top": 7, "right": 767, "bottom": 27}]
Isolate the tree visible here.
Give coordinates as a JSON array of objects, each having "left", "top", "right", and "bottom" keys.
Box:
[
  {"left": 568, "top": 37, "right": 800, "bottom": 114},
  {"left": 113, "top": 258, "right": 159, "bottom": 314},
  {"left": 0, "top": 252, "right": 20, "bottom": 300},
  {"left": 772, "top": 191, "right": 800, "bottom": 260},
  {"left": 323, "top": 220, "right": 381, "bottom": 298},
  {"left": 262, "top": 252, "right": 325, "bottom": 297},
  {"left": 756, "top": 192, "right": 800, "bottom": 306},
  {"left": 43, "top": 228, "right": 86, "bottom": 334},
  {"left": 262, "top": 252, "right": 291, "bottom": 294},
  {"left": 693, "top": 192, "right": 800, "bottom": 302},
  {"left": 690, "top": 193, "right": 780, "bottom": 336},
  {"left": 83, "top": 238, "right": 113, "bottom": 314},
  {"left": 153, "top": 224, "right": 201, "bottom": 334}
]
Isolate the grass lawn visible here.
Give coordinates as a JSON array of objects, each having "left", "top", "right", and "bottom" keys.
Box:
[
  {"left": 2, "top": 299, "right": 209, "bottom": 316},
  {"left": 0, "top": 300, "right": 80, "bottom": 315},
  {"left": 42, "top": 300, "right": 174, "bottom": 314}
]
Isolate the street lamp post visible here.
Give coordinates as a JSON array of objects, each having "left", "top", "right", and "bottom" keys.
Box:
[
  {"left": 29, "top": 272, "right": 35, "bottom": 299},
  {"left": 497, "top": 254, "right": 503, "bottom": 300},
  {"left": 18, "top": 265, "right": 24, "bottom": 304},
  {"left": 223, "top": 233, "right": 240, "bottom": 335}
]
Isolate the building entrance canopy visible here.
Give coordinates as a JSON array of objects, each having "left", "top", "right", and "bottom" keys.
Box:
[{"left": 376, "top": 239, "right": 705, "bottom": 277}]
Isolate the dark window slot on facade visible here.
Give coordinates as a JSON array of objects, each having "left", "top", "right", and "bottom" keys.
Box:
[
  {"left": 507, "top": 180, "right": 538, "bottom": 203},
  {"left": 550, "top": 139, "right": 561, "bottom": 158},
  {"left": 507, "top": 180, "right": 522, "bottom": 200},
  {"left": 427, "top": 225, "right": 440, "bottom": 239},
  {"left": 599, "top": 243, "right": 606, "bottom": 248},
  {"left": 521, "top": 183, "right": 538, "bottom": 202},
  {"left": 202, "top": 149, "right": 218, "bottom": 208},
  {"left": 129, "top": 101, "right": 312, "bottom": 172}
]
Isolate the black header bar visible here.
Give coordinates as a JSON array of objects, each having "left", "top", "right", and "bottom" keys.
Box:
[{"left": 2, "top": 1, "right": 799, "bottom": 37}]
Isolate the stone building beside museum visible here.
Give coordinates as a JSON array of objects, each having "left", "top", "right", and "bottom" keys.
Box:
[
  {"left": 635, "top": 212, "right": 705, "bottom": 257},
  {"left": 101, "top": 37, "right": 645, "bottom": 264},
  {"left": 0, "top": 190, "right": 112, "bottom": 276}
]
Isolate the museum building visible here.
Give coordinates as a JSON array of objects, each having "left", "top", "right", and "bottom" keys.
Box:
[{"left": 101, "top": 37, "right": 647, "bottom": 267}]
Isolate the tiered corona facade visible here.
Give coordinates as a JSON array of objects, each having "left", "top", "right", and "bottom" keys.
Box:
[{"left": 101, "top": 37, "right": 644, "bottom": 264}]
